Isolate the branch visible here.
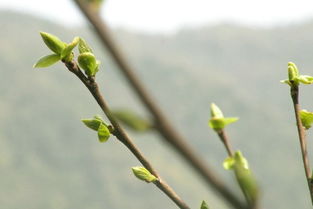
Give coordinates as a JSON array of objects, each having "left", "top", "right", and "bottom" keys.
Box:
[
  {"left": 72, "top": 1, "right": 247, "bottom": 208},
  {"left": 290, "top": 84, "right": 313, "bottom": 204},
  {"left": 64, "top": 60, "right": 190, "bottom": 209}
]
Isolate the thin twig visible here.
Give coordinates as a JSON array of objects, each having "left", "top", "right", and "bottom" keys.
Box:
[
  {"left": 64, "top": 60, "right": 191, "bottom": 209},
  {"left": 217, "top": 130, "right": 234, "bottom": 157},
  {"left": 72, "top": 1, "right": 247, "bottom": 208},
  {"left": 290, "top": 84, "right": 313, "bottom": 204}
]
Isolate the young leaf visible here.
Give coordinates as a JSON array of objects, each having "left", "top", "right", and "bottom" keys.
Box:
[
  {"left": 81, "top": 117, "right": 103, "bottom": 131},
  {"left": 288, "top": 62, "right": 299, "bottom": 81},
  {"left": 297, "top": 75, "right": 313, "bottom": 84},
  {"left": 33, "top": 54, "right": 60, "bottom": 68},
  {"left": 78, "top": 38, "right": 93, "bottom": 54},
  {"left": 300, "top": 109, "right": 313, "bottom": 129},
  {"left": 210, "top": 103, "right": 224, "bottom": 118},
  {"left": 97, "top": 123, "right": 110, "bottom": 142},
  {"left": 200, "top": 201, "right": 209, "bottom": 209},
  {"left": 78, "top": 52, "right": 99, "bottom": 77},
  {"left": 112, "top": 109, "right": 152, "bottom": 132},
  {"left": 40, "top": 32, "right": 66, "bottom": 55},
  {"left": 280, "top": 79, "right": 291, "bottom": 86},
  {"left": 61, "top": 36, "right": 80, "bottom": 60},
  {"left": 223, "top": 117, "right": 239, "bottom": 126},
  {"left": 132, "top": 166, "right": 157, "bottom": 183}
]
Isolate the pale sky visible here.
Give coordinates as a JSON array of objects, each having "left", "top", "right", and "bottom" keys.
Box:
[{"left": 1, "top": 0, "right": 313, "bottom": 33}]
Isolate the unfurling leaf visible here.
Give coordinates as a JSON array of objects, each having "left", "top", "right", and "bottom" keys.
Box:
[
  {"left": 210, "top": 103, "right": 224, "bottom": 118},
  {"left": 97, "top": 123, "right": 110, "bottom": 142},
  {"left": 200, "top": 200, "right": 209, "bottom": 209},
  {"left": 78, "top": 52, "right": 99, "bottom": 77},
  {"left": 33, "top": 54, "right": 60, "bottom": 68},
  {"left": 40, "top": 32, "right": 66, "bottom": 55},
  {"left": 112, "top": 109, "right": 152, "bottom": 132},
  {"left": 132, "top": 166, "right": 157, "bottom": 183},
  {"left": 300, "top": 109, "right": 313, "bottom": 129},
  {"left": 81, "top": 116, "right": 104, "bottom": 131},
  {"left": 78, "top": 38, "right": 93, "bottom": 54},
  {"left": 61, "top": 36, "right": 80, "bottom": 61},
  {"left": 81, "top": 115, "right": 111, "bottom": 142}
]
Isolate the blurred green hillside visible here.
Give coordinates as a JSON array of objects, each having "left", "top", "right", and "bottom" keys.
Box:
[{"left": 1, "top": 10, "right": 313, "bottom": 209}]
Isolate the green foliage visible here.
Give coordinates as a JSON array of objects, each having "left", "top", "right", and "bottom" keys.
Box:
[
  {"left": 131, "top": 166, "right": 157, "bottom": 183},
  {"left": 300, "top": 110, "right": 313, "bottom": 130},
  {"left": 208, "top": 103, "right": 238, "bottom": 131},
  {"left": 33, "top": 54, "right": 60, "bottom": 68},
  {"left": 223, "top": 151, "right": 258, "bottom": 205},
  {"left": 82, "top": 115, "right": 111, "bottom": 142},
  {"left": 112, "top": 109, "right": 152, "bottom": 132},
  {"left": 200, "top": 200, "right": 209, "bottom": 209}
]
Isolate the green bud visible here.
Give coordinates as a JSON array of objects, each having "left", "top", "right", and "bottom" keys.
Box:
[
  {"left": 40, "top": 32, "right": 66, "bottom": 55},
  {"left": 112, "top": 109, "right": 152, "bottom": 132},
  {"left": 77, "top": 52, "right": 99, "bottom": 77},
  {"left": 79, "top": 38, "right": 93, "bottom": 54},
  {"left": 61, "top": 36, "right": 80, "bottom": 61},
  {"left": 288, "top": 62, "right": 299, "bottom": 81},
  {"left": 132, "top": 166, "right": 158, "bottom": 183},
  {"left": 33, "top": 54, "right": 60, "bottom": 68},
  {"left": 200, "top": 201, "right": 209, "bottom": 209},
  {"left": 209, "top": 104, "right": 239, "bottom": 131},
  {"left": 300, "top": 109, "right": 313, "bottom": 129}
]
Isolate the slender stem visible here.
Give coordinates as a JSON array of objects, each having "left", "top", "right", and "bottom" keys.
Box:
[
  {"left": 64, "top": 61, "right": 190, "bottom": 209},
  {"left": 72, "top": 1, "right": 247, "bottom": 208},
  {"left": 217, "top": 130, "right": 234, "bottom": 157},
  {"left": 290, "top": 85, "right": 313, "bottom": 204}
]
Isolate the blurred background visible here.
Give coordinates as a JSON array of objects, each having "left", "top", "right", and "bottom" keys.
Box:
[{"left": 1, "top": 0, "right": 313, "bottom": 208}]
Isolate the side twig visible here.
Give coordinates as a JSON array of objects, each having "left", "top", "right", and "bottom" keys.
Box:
[
  {"left": 73, "top": 1, "right": 247, "bottom": 208},
  {"left": 290, "top": 84, "right": 313, "bottom": 204},
  {"left": 64, "top": 60, "right": 191, "bottom": 209}
]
